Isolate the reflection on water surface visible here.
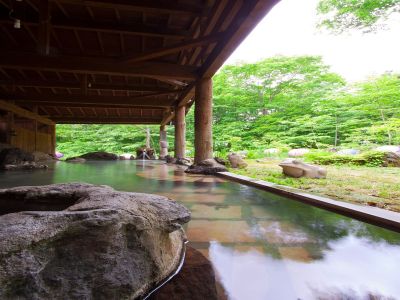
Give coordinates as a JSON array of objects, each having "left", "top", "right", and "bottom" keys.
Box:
[{"left": 0, "top": 161, "right": 399, "bottom": 300}]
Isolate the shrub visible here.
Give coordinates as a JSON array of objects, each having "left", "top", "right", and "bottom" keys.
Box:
[{"left": 308, "top": 150, "right": 386, "bottom": 167}]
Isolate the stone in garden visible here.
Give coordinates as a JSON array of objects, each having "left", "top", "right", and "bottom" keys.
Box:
[
  {"left": 176, "top": 157, "right": 192, "bottom": 166},
  {"left": 288, "top": 148, "right": 310, "bottom": 157},
  {"left": 237, "top": 150, "right": 248, "bottom": 158},
  {"left": 214, "top": 157, "right": 227, "bottom": 165},
  {"left": 376, "top": 145, "right": 400, "bottom": 155},
  {"left": 382, "top": 152, "right": 400, "bottom": 167},
  {"left": 80, "top": 151, "right": 119, "bottom": 160},
  {"left": 279, "top": 159, "right": 327, "bottom": 179},
  {"left": 165, "top": 155, "right": 177, "bottom": 164},
  {"left": 337, "top": 149, "right": 360, "bottom": 155},
  {"left": 185, "top": 159, "right": 228, "bottom": 175},
  {"left": 228, "top": 153, "right": 248, "bottom": 168},
  {"left": 137, "top": 147, "right": 156, "bottom": 160},
  {"left": 0, "top": 183, "right": 190, "bottom": 300},
  {"left": 119, "top": 153, "right": 135, "bottom": 160}
]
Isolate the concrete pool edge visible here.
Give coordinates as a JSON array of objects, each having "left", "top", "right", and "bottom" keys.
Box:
[{"left": 217, "top": 172, "right": 400, "bottom": 233}]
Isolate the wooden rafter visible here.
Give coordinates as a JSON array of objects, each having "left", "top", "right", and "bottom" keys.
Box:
[
  {"left": 0, "top": 80, "right": 184, "bottom": 92},
  {"left": 38, "top": 0, "right": 51, "bottom": 55},
  {"left": 0, "top": 100, "right": 55, "bottom": 125},
  {"left": 53, "top": 116, "right": 161, "bottom": 124},
  {"left": 0, "top": 52, "right": 197, "bottom": 80},
  {"left": 53, "top": 0, "right": 203, "bottom": 15},
  {"left": 0, "top": 18, "right": 189, "bottom": 38},
  {"left": 1, "top": 94, "right": 173, "bottom": 107},
  {"left": 121, "top": 33, "right": 223, "bottom": 64}
]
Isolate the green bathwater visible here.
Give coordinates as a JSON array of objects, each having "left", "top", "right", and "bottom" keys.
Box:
[{"left": 1, "top": 160, "right": 400, "bottom": 299}]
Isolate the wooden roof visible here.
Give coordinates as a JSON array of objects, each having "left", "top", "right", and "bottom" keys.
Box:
[{"left": 0, "top": 0, "right": 279, "bottom": 125}]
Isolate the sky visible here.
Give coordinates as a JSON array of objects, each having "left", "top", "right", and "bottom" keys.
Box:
[{"left": 225, "top": 0, "right": 400, "bottom": 82}]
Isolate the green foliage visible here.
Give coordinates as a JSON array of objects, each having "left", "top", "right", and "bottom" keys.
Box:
[
  {"left": 56, "top": 56, "right": 400, "bottom": 166},
  {"left": 317, "top": 0, "right": 400, "bottom": 32},
  {"left": 307, "top": 151, "right": 387, "bottom": 167},
  {"left": 56, "top": 124, "right": 164, "bottom": 158}
]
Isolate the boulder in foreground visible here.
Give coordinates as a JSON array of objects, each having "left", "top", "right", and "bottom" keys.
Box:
[
  {"left": 0, "top": 183, "right": 190, "bottom": 300},
  {"left": 279, "top": 159, "right": 327, "bottom": 179}
]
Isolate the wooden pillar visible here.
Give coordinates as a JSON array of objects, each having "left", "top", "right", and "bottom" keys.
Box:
[
  {"left": 159, "top": 125, "right": 168, "bottom": 159},
  {"left": 174, "top": 105, "right": 186, "bottom": 159},
  {"left": 50, "top": 124, "right": 56, "bottom": 155},
  {"left": 33, "top": 106, "right": 38, "bottom": 151},
  {"left": 194, "top": 77, "right": 213, "bottom": 163},
  {"left": 6, "top": 111, "right": 14, "bottom": 145}
]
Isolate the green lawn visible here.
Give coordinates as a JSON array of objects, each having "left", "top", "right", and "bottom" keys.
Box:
[{"left": 232, "top": 158, "right": 400, "bottom": 213}]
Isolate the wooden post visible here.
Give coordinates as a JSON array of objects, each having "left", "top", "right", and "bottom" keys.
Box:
[
  {"left": 33, "top": 106, "right": 38, "bottom": 151},
  {"left": 50, "top": 124, "right": 56, "bottom": 155},
  {"left": 194, "top": 77, "right": 213, "bottom": 163},
  {"left": 6, "top": 111, "right": 14, "bottom": 145},
  {"left": 174, "top": 105, "right": 186, "bottom": 159},
  {"left": 159, "top": 125, "right": 168, "bottom": 159}
]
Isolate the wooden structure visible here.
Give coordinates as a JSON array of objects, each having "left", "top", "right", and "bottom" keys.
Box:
[{"left": 0, "top": 0, "right": 279, "bottom": 159}]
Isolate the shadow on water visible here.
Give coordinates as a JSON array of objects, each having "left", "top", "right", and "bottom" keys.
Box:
[{"left": 1, "top": 160, "right": 400, "bottom": 299}]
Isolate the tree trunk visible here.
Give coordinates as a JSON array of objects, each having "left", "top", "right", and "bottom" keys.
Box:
[
  {"left": 145, "top": 127, "right": 151, "bottom": 148},
  {"left": 380, "top": 109, "right": 392, "bottom": 145}
]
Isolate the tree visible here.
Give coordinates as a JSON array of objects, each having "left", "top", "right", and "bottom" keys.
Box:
[{"left": 317, "top": 0, "right": 400, "bottom": 32}]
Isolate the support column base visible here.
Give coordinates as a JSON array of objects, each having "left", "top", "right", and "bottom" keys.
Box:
[
  {"left": 165, "top": 155, "right": 192, "bottom": 166},
  {"left": 185, "top": 159, "right": 227, "bottom": 175}
]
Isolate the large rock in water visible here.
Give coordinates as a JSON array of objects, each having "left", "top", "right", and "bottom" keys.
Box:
[
  {"left": 80, "top": 151, "right": 119, "bottom": 160},
  {"left": 0, "top": 147, "right": 47, "bottom": 171},
  {"left": 0, "top": 183, "right": 190, "bottom": 299},
  {"left": 279, "top": 159, "right": 327, "bottom": 179},
  {"left": 185, "top": 159, "right": 227, "bottom": 175},
  {"left": 32, "top": 151, "right": 55, "bottom": 162}
]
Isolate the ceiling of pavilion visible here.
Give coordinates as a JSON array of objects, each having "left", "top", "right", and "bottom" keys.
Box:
[{"left": 0, "top": 0, "right": 279, "bottom": 125}]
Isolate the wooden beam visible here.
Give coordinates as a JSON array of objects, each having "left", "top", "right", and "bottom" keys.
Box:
[
  {"left": 1, "top": 94, "right": 173, "bottom": 107},
  {"left": 0, "top": 52, "right": 197, "bottom": 80},
  {"left": 53, "top": 117, "right": 161, "bottom": 124},
  {"left": 121, "top": 33, "right": 223, "bottom": 64},
  {"left": 160, "top": 83, "right": 195, "bottom": 125},
  {"left": 38, "top": 0, "right": 51, "bottom": 55},
  {"left": 81, "top": 74, "right": 88, "bottom": 95},
  {"left": 160, "top": 108, "right": 174, "bottom": 126},
  {"left": 0, "top": 79, "right": 184, "bottom": 92},
  {"left": 53, "top": 0, "right": 203, "bottom": 15},
  {"left": 16, "top": 102, "right": 169, "bottom": 110},
  {"left": 0, "top": 100, "right": 55, "bottom": 125},
  {"left": 199, "top": 0, "right": 280, "bottom": 78},
  {"left": 0, "top": 17, "right": 189, "bottom": 38}
]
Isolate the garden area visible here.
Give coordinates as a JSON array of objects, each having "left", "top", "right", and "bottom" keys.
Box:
[{"left": 57, "top": 55, "right": 400, "bottom": 213}]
